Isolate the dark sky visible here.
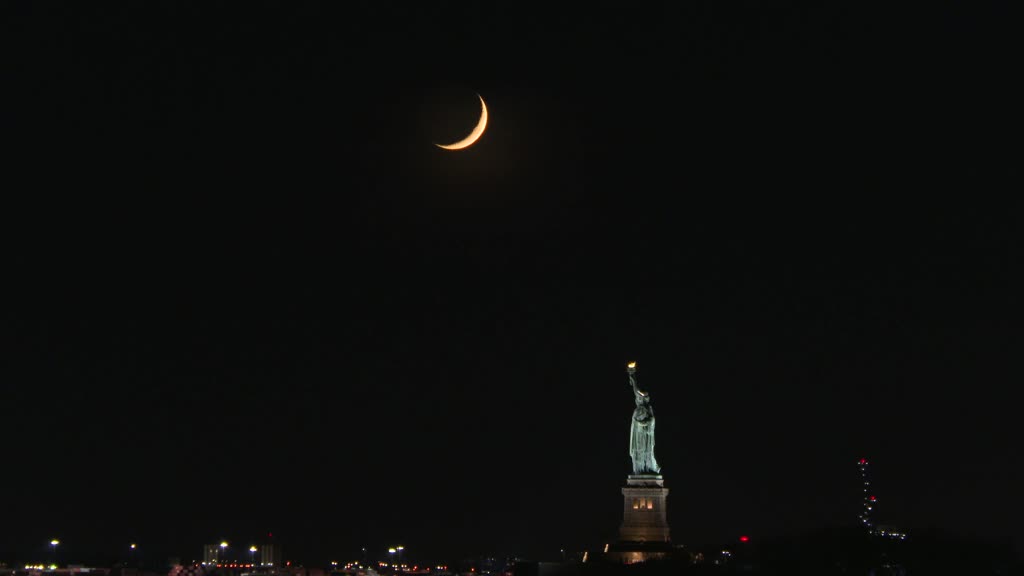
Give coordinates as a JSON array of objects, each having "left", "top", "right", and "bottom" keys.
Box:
[{"left": 3, "top": 0, "right": 1021, "bottom": 568}]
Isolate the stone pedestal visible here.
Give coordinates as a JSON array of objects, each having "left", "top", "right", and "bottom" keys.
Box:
[
  {"left": 619, "top": 474, "right": 670, "bottom": 543},
  {"left": 600, "top": 475, "right": 673, "bottom": 564}
]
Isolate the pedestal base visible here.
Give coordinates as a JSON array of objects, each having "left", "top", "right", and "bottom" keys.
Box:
[
  {"left": 602, "top": 541, "right": 675, "bottom": 565},
  {"left": 619, "top": 474, "right": 670, "bottom": 544}
]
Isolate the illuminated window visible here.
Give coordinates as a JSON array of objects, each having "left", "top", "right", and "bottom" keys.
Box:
[{"left": 632, "top": 497, "right": 655, "bottom": 510}]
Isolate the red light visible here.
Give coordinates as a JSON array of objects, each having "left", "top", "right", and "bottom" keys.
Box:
[
  {"left": 869, "top": 496, "right": 877, "bottom": 501},
  {"left": 859, "top": 458, "right": 867, "bottom": 465},
  {"left": 739, "top": 536, "right": 750, "bottom": 542}
]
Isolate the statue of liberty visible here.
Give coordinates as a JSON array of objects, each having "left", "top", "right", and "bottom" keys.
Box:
[{"left": 627, "top": 362, "right": 660, "bottom": 475}]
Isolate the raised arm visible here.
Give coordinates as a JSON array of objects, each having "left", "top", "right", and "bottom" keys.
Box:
[{"left": 627, "top": 361, "right": 641, "bottom": 397}]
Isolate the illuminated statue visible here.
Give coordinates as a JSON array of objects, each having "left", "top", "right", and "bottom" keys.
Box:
[{"left": 627, "top": 362, "right": 660, "bottom": 475}]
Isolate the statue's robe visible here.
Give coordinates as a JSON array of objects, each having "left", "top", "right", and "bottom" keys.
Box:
[{"left": 629, "top": 403, "right": 660, "bottom": 475}]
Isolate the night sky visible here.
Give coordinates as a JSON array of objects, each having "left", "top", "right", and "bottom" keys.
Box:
[{"left": 4, "top": 1, "right": 1020, "bottom": 568}]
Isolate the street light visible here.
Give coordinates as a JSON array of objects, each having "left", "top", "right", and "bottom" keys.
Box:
[
  {"left": 220, "top": 542, "right": 229, "bottom": 565},
  {"left": 397, "top": 546, "right": 404, "bottom": 570},
  {"left": 388, "top": 549, "right": 396, "bottom": 571},
  {"left": 50, "top": 540, "right": 59, "bottom": 567},
  {"left": 130, "top": 544, "right": 137, "bottom": 566},
  {"left": 249, "top": 546, "right": 258, "bottom": 566}
]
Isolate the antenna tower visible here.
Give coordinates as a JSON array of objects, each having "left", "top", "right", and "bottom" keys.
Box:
[{"left": 857, "top": 458, "right": 877, "bottom": 530}]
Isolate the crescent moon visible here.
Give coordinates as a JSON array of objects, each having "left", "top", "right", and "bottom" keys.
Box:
[{"left": 435, "top": 94, "right": 488, "bottom": 151}]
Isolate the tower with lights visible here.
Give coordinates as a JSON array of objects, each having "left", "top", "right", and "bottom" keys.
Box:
[
  {"left": 858, "top": 458, "right": 874, "bottom": 530},
  {"left": 858, "top": 458, "right": 907, "bottom": 540}
]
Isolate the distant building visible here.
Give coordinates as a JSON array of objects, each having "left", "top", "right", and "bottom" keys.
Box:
[
  {"left": 875, "top": 524, "right": 908, "bottom": 540},
  {"left": 203, "top": 546, "right": 221, "bottom": 565},
  {"left": 260, "top": 544, "right": 282, "bottom": 567}
]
